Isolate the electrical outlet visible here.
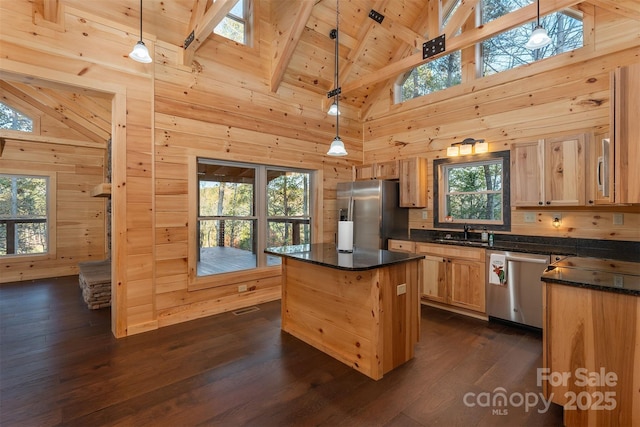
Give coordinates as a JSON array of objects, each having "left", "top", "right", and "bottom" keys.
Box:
[
  {"left": 396, "top": 283, "right": 407, "bottom": 295},
  {"left": 613, "top": 213, "right": 624, "bottom": 225},
  {"left": 613, "top": 275, "right": 624, "bottom": 288},
  {"left": 238, "top": 284, "right": 247, "bottom": 293},
  {"left": 422, "top": 210, "right": 428, "bottom": 220},
  {"left": 524, "top": 212, "right": 536, "bottom": 223}
]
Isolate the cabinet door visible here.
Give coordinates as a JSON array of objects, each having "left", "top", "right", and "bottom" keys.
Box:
[
  {"left": 615, "top": 63, "right": 640, "bottom": 203},
  {"left": 511, "top": 140, "right": 544, "bottom": 206},
  {"left": 400, "top": 157, "right": 428, "bottom": 208},
  {"left": 543, "top": 134, "right": 586, "bottom": 206},
  {"left": 421, "top": 255, "right": 447, "bottom": 303},
  {"left": 355, "top": 164, "right": 375, "bottom": 180},
  {"left": 448, "top": 258, "right": 485, "bottom": 313},
  {"left": 375, "top": 160, "right": 400, "bottom": 180}
]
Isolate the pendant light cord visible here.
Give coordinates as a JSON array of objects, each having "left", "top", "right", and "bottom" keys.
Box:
[
  {"left": 139, "top": 0, "right": 143, "bottom": 41},
  {"left": 536, "top": 0, "right": 540, "bottom": 26},
  {"left": 334, "top": 0, "right": 339, "bottom": 137}
]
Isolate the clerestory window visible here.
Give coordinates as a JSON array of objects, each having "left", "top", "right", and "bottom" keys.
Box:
[
  {"left": 0, "top": 102, "right": 33, "bottom": 132},
  {"left": 214, "top": 0, "right": 250, "bottom": 45}
]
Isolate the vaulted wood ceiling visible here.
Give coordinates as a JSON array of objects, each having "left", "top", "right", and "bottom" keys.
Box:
[{"left": 8, "top": 0, "right": 640, "bottom": 143}]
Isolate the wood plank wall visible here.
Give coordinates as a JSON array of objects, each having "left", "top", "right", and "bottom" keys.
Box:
[
  {"left": 0, "top": 138, "right": 107, "bottom": 282},
  {"left": 363, "top": 8, "right": 640, "bottom": 242},
  {"left": 1, "top": 1, "right": 638, "bottom": 339}
]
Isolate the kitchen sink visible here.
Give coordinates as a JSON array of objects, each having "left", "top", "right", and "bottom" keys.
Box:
[{"left": 432, "top": 238, "right": 489, "bottom": 247}]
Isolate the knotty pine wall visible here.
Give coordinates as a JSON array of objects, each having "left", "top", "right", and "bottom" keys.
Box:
[
  {"left": 0, "top": 137, "right": 107, "bottom": 282},
  {"left": 1, "top": 1, "right": 357, "bottom": 336},
  {"left": 363, "top": 7, "right": 640, "bottom": 242}
]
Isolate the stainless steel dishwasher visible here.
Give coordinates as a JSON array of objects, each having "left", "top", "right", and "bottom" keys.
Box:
[{"left": 486, "top": 251, "right": 550, "bottom": 329}]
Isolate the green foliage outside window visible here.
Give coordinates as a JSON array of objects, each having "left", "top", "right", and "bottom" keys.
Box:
[
  {"left": 0, "top": 102, "right": 33, "bottom": 132},
  {"left": 214, "top": 0, "right": 247, "bottom": 44},
  {"left": 444, "top": 161, "right": 503, "bottom": 221},
  {"left": 0, "top": 175, "right": 48, "bottom": 255}
]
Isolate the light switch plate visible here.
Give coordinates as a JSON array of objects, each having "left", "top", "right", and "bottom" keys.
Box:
[
  {"left": 613, "top": 275, "right": 623, "bottom": 288},
  {"left": 397, "top": 283, "right": 407, "bottom": 295},
  {"left": 422, "top": 210, "right": 428, "bottom": 220},
  {"left": 524, "top": 212, "right": 536, "bottom": 223}
]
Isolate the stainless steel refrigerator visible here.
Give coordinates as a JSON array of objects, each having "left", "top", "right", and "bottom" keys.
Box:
[{"left": 336, "top": 180, "right": 408, "bottom": 250}]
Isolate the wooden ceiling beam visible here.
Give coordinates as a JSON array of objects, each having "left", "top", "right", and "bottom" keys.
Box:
[
  {"left": 588, "top": 0, "right": 640, "bottom": 20},
  {"left": 341, "top": 0, "right": 582, "bottom": 96},
  {"left": 0, "top": 130, "right": 106, "bottom": 150},
  {"left": 182, "top": 0, "right": 238, "bottom": 65},
  {"left": 32, "top": 0, "right": 64, "bottom": 31},
  {"left": 270, "top": 0, "right": 315, "bottom": 92}
]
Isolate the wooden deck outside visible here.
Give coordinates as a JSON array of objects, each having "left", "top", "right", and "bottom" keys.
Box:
[{"left": 197, "top": 246, "right": 281, "bottom": 276}]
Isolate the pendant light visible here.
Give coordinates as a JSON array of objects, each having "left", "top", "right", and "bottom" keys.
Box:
[
  {"left": 327, "top": 0, "right": 347, "bottom": 157},
  {"left": 525, "top": 0, "right": 552, "bottom": 50},
  {"left": 129, "top": 0, "right": 152, "bottom": 63}
]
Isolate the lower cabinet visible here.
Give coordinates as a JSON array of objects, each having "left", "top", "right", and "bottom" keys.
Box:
[{"left": 415, "top": 243, "right": 486, "bottom": 314}]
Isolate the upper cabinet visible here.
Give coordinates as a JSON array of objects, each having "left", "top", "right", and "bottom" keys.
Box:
[
  {"left": 399, "top": 157, "right": 428, "bottom": 208},
  {"left": 512, "top": 133, "right": 586, "bottom": 207},
  {"left": 355, "top": 160, "right": 399, "bottom": 181},
  {"left": 613, "top": 63, "right": 640, "bottom": 204}
]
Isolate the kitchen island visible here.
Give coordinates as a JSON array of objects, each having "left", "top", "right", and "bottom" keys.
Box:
[
  {"left": 541, "top": 257, "right": 640, "bottom": 426},
  {"left": 266, "top": 243, "right": 424, "bottom": 380}
]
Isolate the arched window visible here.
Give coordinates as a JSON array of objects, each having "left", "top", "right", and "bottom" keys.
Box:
[{"left": 0, "top": 102, "right": 33, "bottom": 132}]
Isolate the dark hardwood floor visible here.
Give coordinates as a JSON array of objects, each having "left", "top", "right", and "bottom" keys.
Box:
[{"left": 0, "top": 276, "right": 564, "bottom": 426}]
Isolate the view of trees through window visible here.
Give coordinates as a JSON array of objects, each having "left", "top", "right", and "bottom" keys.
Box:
[
  {"left": 444, "top": 160, "right": 503, "bottom": 221},
  {"left": 0, "top": 175, "right": 48, "bottom": 256},
  {"left": 434, "top": 152, "right": 511, "bottom": 230},
  {"left": 399, "top": 0, "right": 583, "bottom": 102},
  {"left": 0, "top": 102, "right": 33, "bottom": 132},
  {"left": 213, "top": 0, "right": 247, "bottom": 44},
  {"left": 197, "top": 160, "right": 311, "bottom": 276}
]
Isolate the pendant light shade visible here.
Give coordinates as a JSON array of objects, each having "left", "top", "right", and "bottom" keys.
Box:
[
  {"left": 129, "top": 41, "right": 152, "bottom": 63},
  {"left": 526, "top": 0, "right": 552, "bottom": 50},
  {"left": 326, "top": 0, "right": 347, "bottom": 156},
  {"left": 327, "top": 100, "right": 340, "bottom": 116},
  {"left": 327, "top": 136, "right": 348, "bottom": 156},
  {"left": 129, "top": 0, "right": 152, "bottom": 63}
]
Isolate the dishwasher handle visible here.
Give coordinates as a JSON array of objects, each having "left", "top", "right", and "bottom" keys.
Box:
[{"left": 505, "top": 256, "right": 549, "bottom": 264}]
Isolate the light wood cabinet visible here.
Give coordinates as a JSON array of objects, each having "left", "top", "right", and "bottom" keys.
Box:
[
  {"left": 543, "top": 283, "right": 640, "bottom": 426},
  {"left": 355, "top": 160, "right": 399, "bottom": 180},
  {"left": 399, "top": 157, "right": 428, "bottom": 208},
  {"left": 613, "top": 63, "right": 640, "bottom": 204},
  {"left": 415, "top": 243, "right": 486, "bottom": 313},
  {"left": 387, "top": 239, "right": 415, "bottom": 253},
  {"left": 511, "top": 133, "right": 586, "bottom": 207}
]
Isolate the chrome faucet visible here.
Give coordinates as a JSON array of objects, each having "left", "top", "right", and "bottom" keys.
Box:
[{"left": 463, "top": 224, "right": 470, "bottom": 240}]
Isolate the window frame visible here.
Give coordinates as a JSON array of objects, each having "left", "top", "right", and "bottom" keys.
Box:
[
  {"left": 433, "top": 151, "right": 511, "bottom": 231},
  {"left": 189, "top": 157, "right": 315, "bottom": 290},
  {"left": 0, "top": 170, "right": 57, "bottom": 261},
  {"left": 213, "top": 0, "right": 252, "bottom": 46}
]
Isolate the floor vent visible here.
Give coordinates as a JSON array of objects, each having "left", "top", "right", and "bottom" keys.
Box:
[{"left": 232, "top": 306, "right": 260, "bottom": 316}]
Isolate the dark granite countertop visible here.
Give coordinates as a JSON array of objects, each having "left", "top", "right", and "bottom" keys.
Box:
[
  {"left": 541, "top": 256, "right": 640, "bottom": 296},
  {"left": 265, "top": 243, "right": 424, "bottom": 271},
  {"left": 408, "top": 229, "right": 640, "bottom": 261}
]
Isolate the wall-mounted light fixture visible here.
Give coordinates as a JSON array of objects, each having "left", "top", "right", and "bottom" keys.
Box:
[
  {"left": 446, "top": 138, "right": 488, "bottom": 157},
  {"left": 552, "top": 215, "right": 562, "bottom": 228},
  {"left": 129, "top": 0, "right": 152, "bottom": 63}
]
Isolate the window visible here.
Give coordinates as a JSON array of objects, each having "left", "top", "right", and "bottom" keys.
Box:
[
  {"left": 0, "top": 102, "right": 33, "bottom": 132},
  {"left": 0, "top": 174, "right": 49, "bottom": 255},
  {"left": 400, "top": 52, "right": 462, "bottom": 101},
  {"left": 214, "top": 0, "right": 249, "bottom": 45},
  {"left": 433, "top": 151, "right": 511, "bottom": 231},
  {"left": 482, "top": 6, "right": 583, "bottom": 76},
  {"left": 396, "top": 1, "right": 583, "bottom": 102},
  {"left": 196, "top": 159, "right": 312, "bottom": 277}
]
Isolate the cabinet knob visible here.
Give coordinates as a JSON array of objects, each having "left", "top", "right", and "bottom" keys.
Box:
[
  {"left": 588, "top": 200, "right": 594, "bottom": 204},
  {"left": 546, "top": 201, "right": 551, "bottom": 205},
  {"left": 538, "top": 201, "right": 543, "bottom": 205}
]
